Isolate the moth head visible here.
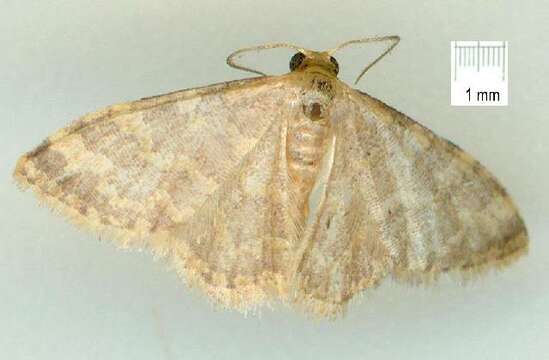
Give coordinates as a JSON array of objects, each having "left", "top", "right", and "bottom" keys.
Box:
[
  {"left": 226, "top": 36, "right": 399, "bottom": 84},
  {"left": 289, "top": 51, "right": 339, "bottom": 78}
]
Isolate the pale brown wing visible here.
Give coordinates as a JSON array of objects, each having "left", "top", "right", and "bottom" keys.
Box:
[
  {"left": 293, "top": 88, "right": 528, "bottom": 317},
  {"left": 354, "top": 91, "right": 528, "bottom": 279},
  {"left": 169, "top": 112, "right": 305, "bottom": 309},
  {"left": 14, "top": 75, "right": 303, "bottom": 310}
]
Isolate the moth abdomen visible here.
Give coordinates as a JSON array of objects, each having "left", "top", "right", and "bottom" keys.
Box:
[
  {"left": 287, "top": 111, "right": 331, "bottom": 219},
  {"left": 288, "top": 122, "right": 328, "bottom": 167}
]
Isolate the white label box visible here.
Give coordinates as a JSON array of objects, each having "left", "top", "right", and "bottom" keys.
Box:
[{"left": 451, "top": 41, "right": 508, "bottom": 106}]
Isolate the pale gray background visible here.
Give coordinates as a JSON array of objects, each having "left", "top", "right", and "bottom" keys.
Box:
[{"left": 2, "top": 1, "right": 548, "bottom": 359}]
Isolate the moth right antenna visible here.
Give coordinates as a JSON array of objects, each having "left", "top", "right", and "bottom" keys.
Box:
[{"left": 328, "top": 35, "right": 400, "bottom": 85}]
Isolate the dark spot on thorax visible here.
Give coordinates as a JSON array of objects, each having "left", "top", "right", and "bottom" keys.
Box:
[{"left": 312, "top": 79, "right": 335, "bottom": 99}]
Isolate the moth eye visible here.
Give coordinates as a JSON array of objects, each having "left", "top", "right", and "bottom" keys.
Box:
[
  {"left": 329, "top": 56, "right": 339, "bottom": 75},
  {"left": 289, "top": 52, "right": 306, "bottom": 71}
]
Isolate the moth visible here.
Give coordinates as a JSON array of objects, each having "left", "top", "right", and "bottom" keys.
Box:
[{"left": 14, "top": 36, "right": 528, "bottom": 317}]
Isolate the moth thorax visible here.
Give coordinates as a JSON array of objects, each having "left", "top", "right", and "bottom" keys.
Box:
[{"left": 301, "top": 77, "right": 335, "bottom": 121}]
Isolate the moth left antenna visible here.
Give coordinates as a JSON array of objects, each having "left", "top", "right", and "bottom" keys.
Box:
[
  {"left": 328, "top": 35, "right": 400, "bottom": 85},
  {"left": 227, "top": 43, "right": 306, "bottom": 77}
]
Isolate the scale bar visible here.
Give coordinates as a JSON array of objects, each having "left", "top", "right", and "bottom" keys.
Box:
[
  {"left": 451, "top": 40, "right": 508, "bottom": 106},
  {"left": 453, "top": 41, "right": 506, "bottom": 81}
]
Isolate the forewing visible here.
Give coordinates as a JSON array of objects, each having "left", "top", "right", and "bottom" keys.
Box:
[
  {"left": 14, "top": 75, "right": 302, "bottom": 309},
  {"left": 293, "top": 88, "right": 528, "bottom": 316},
  {"left": 352, "top": 91, "right": 528, "bottom": 281}
]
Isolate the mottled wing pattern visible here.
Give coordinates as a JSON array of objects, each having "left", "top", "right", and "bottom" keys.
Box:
[
  {"left": 354, "top": 92, "right": 528, "bottom": 280},
  {"left": 14, "top": 75, "right": 302, "bottom": 308},
  {"left": 169, "top": 114, "right": 304, "bottom": 309},
  {"left": 293, "top": 88, "right": 528, "bottom": 316}
]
